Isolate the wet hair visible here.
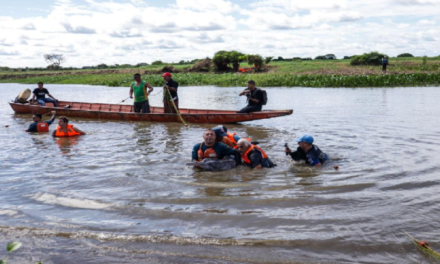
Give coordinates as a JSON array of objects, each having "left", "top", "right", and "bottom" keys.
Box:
[
  {"left": 38, "top": 82, "right": 43, "bottom": 85},
  {"left": 34, "top": 113, "right": 42, "bottom": 119},
  {"left": 59, "top": 116, "right": 69, "bottom": 123},
  {"left": 247, "top": 80, "right": 256, "bottom": 85},
  {"left": 237, "top": 139, "right": 251, "bottom": 147},
  {"left": 133, "top": 73, "right": 141, "bottom": 78},
  {"left": 204, "top": 129, "right": 215, "bottom": 134}
]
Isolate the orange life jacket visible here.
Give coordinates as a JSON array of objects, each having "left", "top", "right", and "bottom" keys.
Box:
[
  {"left": 37, "top": 122, "right": 49, "bottom": 132},
  {"left": 226, "top": 132, "right": 251, "bottom": 149},
  {"left": 55, "top": 124, "right": 81, "bottom": 137},
  {"left": 242, "top": 145, "right": 268, "bottom": 165},
  {"left": 197, "top": 142, "right": 218, "bottom": 161}
]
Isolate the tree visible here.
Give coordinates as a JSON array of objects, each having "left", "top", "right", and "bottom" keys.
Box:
[
  {"left": 247, "top": 54, "right": 264, "bottom": 70},
  {"left": 264, "top": 56, "right": 273, "bottom": 64},
  {"left": 44, "top": 54, "right": 65, "bottom": 70},
  {"left": 397, "top": 53, "right": 414, "bottom": 58},
  {"left": 350, "top": 51, "right": 387, "bottom": 66},
  {"left": 213, "top": 50, "right": 246, "bottom": 71},
  {"left": 152, "top": 60, "right": 163, "bottom": 65}
]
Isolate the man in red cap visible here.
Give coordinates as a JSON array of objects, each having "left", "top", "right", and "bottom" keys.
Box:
[{"left": 162, "top": 72, "right": 179, "bottom": 113}]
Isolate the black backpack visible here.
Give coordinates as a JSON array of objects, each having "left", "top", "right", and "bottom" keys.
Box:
[{"left": 258, "top": 89, "right": 268, "bottom": 105}]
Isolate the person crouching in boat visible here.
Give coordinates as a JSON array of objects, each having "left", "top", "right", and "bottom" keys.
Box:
[
  {"left": 285, "top": 135, "right": 328, "bottom": 167},
  {"left": 237, "top": 139, "right": 276, "bottom": 169},
  {"left": 129, "top": 73, "right": 154, "bottom": 113},
  {"left": 52, "top": 116, "right": 86, "bottom": 137},
  {"left": 25, "top": 111, "right": 56, "bottom": 132},
  {"left": 192, "top": 129, "right": 241, "bottom": 167}
]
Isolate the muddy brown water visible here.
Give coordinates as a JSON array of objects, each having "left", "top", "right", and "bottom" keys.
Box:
[{"left": 1, "top": 83, "right": 440, "bottom": 263}]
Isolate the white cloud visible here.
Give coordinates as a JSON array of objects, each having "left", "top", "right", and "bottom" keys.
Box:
[{"left": 0, "top": 0, "right": 440, "bottom": 68}]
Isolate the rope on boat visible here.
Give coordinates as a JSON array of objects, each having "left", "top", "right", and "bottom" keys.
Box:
[{"left": 164, "top": 86, "right": 188, "bottom": 127}]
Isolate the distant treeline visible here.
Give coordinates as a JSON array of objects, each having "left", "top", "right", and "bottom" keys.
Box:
[{"left": 1, "top": 52, "right": 438, "bottom": 72}]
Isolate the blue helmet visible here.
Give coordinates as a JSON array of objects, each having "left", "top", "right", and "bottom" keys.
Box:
[
  {"left": 212, "top": 125, "right": 227, "bottom": 137},
  {"left": 296, "top": 134, "right": 314, "bottom": 144}
]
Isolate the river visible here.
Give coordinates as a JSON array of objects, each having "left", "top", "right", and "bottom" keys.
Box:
[{"left": 1, "top": 83, "right": 440, "bottom": 263}]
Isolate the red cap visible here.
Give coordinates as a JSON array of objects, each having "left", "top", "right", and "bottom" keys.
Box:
[{"left": 162, "top": 72, "right": 172, "bottom": 77}]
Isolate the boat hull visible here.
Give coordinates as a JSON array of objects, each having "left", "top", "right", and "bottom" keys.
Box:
[{"left": 9, "top": 101, "right": 293, "bottom": 124}]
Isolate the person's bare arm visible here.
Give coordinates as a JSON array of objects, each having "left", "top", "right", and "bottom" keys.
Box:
[
  {"left": 47, "top": 93, "right": 57, "bottom": 101},
  {"left": 73, "top": 127, "right": 86, "bottom": 135},
  {"left": 129, "top": 84, "right": 134, "bottom": 99},
  {"left": 145, "top": 83, "right": 154, "bottom": 95},
  {"left": 239, "top": 90, "right": 250, "bottom": 96},
  {"left": 165, "top": 85, "right": 177, "bottom": 93}
]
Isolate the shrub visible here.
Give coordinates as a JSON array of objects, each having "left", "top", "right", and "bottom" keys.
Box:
[
  {"left": 247, "top": 54, "right": 264, "bottom": 70},
  {"left": 189, "top": 58, "right": 212, "bottom": 72},
  {"left": 350, "top": 51, "right": 388, "bottom": 66},
  {"left": 151, "top": 60, "right": 163, "bottom": 65},
  {"left": 397, "top": 53, "right": 414, "bottom": 58},
  {"left": 343, "top": 56, "right": 353, "bottom": 59},
  {"left": 315, "top": 55, "right": 327, "bottom": 60},
  {"left": 212, "top": 50, "right": 246, "bottom": 71},
  {"left": 264, "top": 56, "right": 273, "bottom": 64}
]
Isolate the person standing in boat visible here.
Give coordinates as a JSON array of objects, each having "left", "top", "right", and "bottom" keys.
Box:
[
  {"left": 129, "top": 73, "right": 154, "bottom": 113},
  {"left": 237, "top": 80, "right": 265, "bottom": 113},
  {"left": 25, "top": 111, "right": 56, "bottom": 132},
  {"left": 31, "top": 82, "right": 58, "bottom": 107},
  {"left": 285, "top": 134, "right": 329, "bottom": 167},
  {"left": 162, "top": 72, "right": 179, "bottom": 113},
  {"left": 192, "top": 129, "right": 241, "bottom": 166},
  {"left": 52, "top": 116, "right": 86, "bottom": 137}
]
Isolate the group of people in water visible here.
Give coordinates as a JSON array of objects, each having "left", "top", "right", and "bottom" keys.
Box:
[
  {"left": 22, "top": 72, "right": 328, "bottom": 169},
  {"left": 192, "top": 125, "right": 328, "bottom": 169}
]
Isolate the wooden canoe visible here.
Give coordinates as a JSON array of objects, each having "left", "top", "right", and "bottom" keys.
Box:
[{"left": 9, "top": 101, "right": 293, "bottom": 124}]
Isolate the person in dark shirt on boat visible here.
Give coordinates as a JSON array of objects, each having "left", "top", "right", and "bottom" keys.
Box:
[
  {"left": 129, "top": 73, "right": 154, "bottom": 113},
  {"left": 237, "top": 139, "right": 275, "bottom": 169},
  {"left": 192, "top": 129, "right": 241, "bottom": 166},
  {"left": 26, "top": 111, "right": 56, "bottom": 132},
  {"left": 285, "top": 134, "right": 329, "bottom": 167},
  {"left": 237, "top": 80, "right": 265, "bottom": 113},
  {"left": 31, "top": 82, "right": 58, "bottom": 107},
  {"left": 162, "top": 72, "right": 179, "bottom": 113}
]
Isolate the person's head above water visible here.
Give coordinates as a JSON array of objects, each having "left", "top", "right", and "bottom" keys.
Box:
[
  {"left": 296, "top": 134, "right": 314, "bottom": 151},
  {"left": 58, "top": 116, "right": 69, "bottom": 127},
  {"left": 212, "top": 125, "right": 227, "bottom": 137},
  {"left": 237, "top": 139, "right": 252, "bottom": 155},
  {"left": 32, "top": 113, "right": 42, "bottom": 122},
  {"left": 203, "top": 129, "right": 216, "bottom": 146}
]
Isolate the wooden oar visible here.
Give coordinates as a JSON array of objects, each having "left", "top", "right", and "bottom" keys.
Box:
[{"left": 403, "top": 231, "right": 440, "bottom": 260}]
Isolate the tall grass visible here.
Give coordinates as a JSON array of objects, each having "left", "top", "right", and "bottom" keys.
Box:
[{"left": 2, "top": 72, "right": 440, "bottom": 87}]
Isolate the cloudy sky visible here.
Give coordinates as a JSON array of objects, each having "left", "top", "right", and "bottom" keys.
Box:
[{"left": 1, "top": 0, "right": 439, "bottom": 68}]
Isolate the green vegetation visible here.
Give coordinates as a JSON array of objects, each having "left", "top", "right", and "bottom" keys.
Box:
[
  {"left": 397, "top": 53, "right": 414, "bottom": 58},
  {"left": 2, "top": 55, "right": 440, "bottom": 88},
  {"left": 350, "top": 51, "right": 387, "bottom": 66},
  {"left": 2, "top": 71, "right": 440, "bottom": 88},
  {"left": 1, "top": 241, "right": 22, "bottom": 264}
]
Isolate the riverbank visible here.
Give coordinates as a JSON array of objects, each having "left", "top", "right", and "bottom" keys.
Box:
[{"left": 1, "top": 57, "right": 439, "bottom": 87}]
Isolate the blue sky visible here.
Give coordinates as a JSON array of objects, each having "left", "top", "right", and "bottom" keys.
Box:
[{"left": 1, "top": 0, "right": 439, "bottom": 67}]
